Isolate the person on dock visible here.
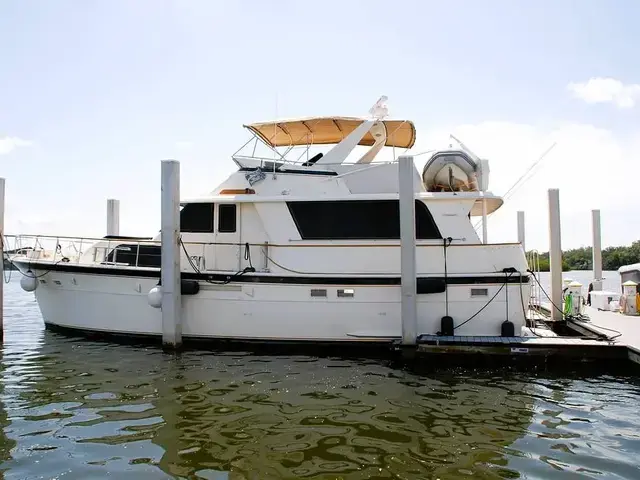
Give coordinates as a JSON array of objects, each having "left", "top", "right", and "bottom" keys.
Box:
[{"left": 587, "top": 282, "right": 593, "bottom": 306}]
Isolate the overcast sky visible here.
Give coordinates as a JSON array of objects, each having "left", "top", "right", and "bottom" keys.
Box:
[{"left": 2, "top": 0, "right": 639, "bottom": 251}]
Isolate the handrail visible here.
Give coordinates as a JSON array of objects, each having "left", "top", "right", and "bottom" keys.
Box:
[
  {"left": 232, "top": 154, "right": 401, "bottom": 168},
  {"left": 3, "top": 234, "right": 526, "bottom": 250},
  {"left": 4, "top": 233, "right": 532, "bottom": 277},
  {"left": 527, "top": 249, "right": 542, "bottom": 307}
]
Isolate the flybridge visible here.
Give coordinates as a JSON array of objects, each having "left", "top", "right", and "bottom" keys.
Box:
[
  {"left": 208, "top": 97, "right": 504, "bottom": 221},
  {"left": 231, "top": 97, "right": 415, "bottom": 172},
  {"left": 231, "top": 97, "right": 491, "bottom": 191}
]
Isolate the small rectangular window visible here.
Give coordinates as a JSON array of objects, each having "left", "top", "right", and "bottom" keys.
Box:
[
  {"left": 471, "top": 288, "right": 488, "bottom": 297},
  {"left": 218, "top": 204, "right": 237, "bottom": 233},
  {"left": 310, "top": 288, "right": 327, "bottom": 298},
  {"left": 337, "top": 288, "right": 355, "bottom": 298},
  {"left": 180, "top": 203, "right": 214, "bottom": 233}
]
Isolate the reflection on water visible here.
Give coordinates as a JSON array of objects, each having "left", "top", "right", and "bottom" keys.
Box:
[{"left": 1, "top": 277, "right": 640, "bottom": 479}]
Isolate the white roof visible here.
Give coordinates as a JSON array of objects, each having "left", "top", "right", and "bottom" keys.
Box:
[{"left": 619, "top": 263, "right": 640, "bottom": 273}]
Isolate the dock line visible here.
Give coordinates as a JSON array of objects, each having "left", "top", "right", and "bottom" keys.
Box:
[
  {"left": 527, "top": 269, "right": 623, "bottom": 341},
  {"left": 451, "top": 272, "right": 512, "bottom": 332},
  {"left": 427, "top": 268, "right": 520, "bottom": 338},
  {"left": 179, "top": 237, "right": 255, "bottom": 284}
]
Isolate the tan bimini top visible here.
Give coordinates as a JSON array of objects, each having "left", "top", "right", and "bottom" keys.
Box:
[{"left": 244, "top": 116, "right": 416, "bottom": 149}]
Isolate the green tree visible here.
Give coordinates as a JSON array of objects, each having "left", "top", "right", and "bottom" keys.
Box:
[{"left": 526, "top": 241, "right": 640, "bottom": 271}]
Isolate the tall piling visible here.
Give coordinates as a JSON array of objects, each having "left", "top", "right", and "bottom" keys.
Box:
[
  {"left": 591, "top": 209, "right": 603, "bottom": 291},
  {"left": 106, "top": 199, "right": 120, "bottom": 236},
  {"left": 161, "top": 160, "right": 182, "bottom": 350},
  {"left": 0, "top": 178, "right": 4, "bottom": 340},
  {"left": 548, "top": 189, "right": 563, "bottom": 321},
  {"left": 517, "top": 210, "right": 525, "bottom": 252},
  {"left": 398, "top": 155, "right": 417, "bottom": 346}
]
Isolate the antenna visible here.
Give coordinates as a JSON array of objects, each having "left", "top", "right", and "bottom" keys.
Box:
[
  {"left": 412, "top": 149, "right": 436, "bottom": 157},
  {"left": 449, "top": 133, "right": 480, "bottom": 162},
  {"left": 273, "top": 92, "right": 278, "bottom": 177},
  {"left": 369, "top": 96, "right": 389, "bottom": 120}
]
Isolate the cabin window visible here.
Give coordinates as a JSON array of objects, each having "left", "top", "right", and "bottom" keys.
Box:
[
  {"left": 286, "top": 200, "right": 442, "bottom": 240},
  {"left": 180, "top": 203, "right": 214, "bottom": 233},
  {"left": 104, "top": 244, "right": 162, "bottom": 268},
  {"left": 218, "top": 204, "right": 237, "bottom": 233}
]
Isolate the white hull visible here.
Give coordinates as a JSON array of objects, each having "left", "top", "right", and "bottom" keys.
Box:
[
  {"left": 6, "top": 107, "right": 535, "bottom": 346},
  {"left": 25, "top": 266, "right": 530, "bottom": 343}
]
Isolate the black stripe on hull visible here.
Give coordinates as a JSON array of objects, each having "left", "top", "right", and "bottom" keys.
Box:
[{"left": 12, "top": 259, "right": 530, "bottom": 286}]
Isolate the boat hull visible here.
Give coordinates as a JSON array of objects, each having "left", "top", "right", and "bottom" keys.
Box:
[{"left": 18, "top": 263, "right": 531, "bottom": 343}]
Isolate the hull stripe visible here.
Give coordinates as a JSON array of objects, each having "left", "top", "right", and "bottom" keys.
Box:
[{"left": 13, "top": 260, "right": 530, "bottom": 285}]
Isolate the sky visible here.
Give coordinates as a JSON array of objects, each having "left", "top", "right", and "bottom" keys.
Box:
[{"left": 1, "top": 0, "right": 640, "bottom": 252}]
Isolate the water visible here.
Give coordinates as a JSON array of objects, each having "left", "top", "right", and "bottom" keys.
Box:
[
  {"left": 1, "top": 274, "right": 640, "bottom": 479},
  {"left": 536, "top": 270, "right": 621, "bottom": 298}
]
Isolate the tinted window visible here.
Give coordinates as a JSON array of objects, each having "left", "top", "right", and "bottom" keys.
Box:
[
  {"left": 104, "top": 244, "right": 161, "bottom": 267},
  {"left": 218, "top": 204, "right": 237, "bottom": 233},
  {"left": 286, "top": 200, "right": 441, "bottom": 240},
  {"left": 180, "top": 203, "right": 214, "bottom": 233}
]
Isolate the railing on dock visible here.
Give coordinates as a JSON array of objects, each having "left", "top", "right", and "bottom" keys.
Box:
[{"left": 527, "top": 249, "right": 542, "bottom": 307}]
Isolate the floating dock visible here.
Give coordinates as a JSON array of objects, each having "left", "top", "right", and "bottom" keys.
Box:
[
  {"left": 389, "top": 299, "right": 638, "bottom": 370},
  {"left": 568, "top": 305, "right": 640, "bottom": 365},
  {"left": 404, "top": 329, "right": 629, "bottom": 369},
  {"left": 406, "top": 303, "right": 640, "bottom": 370}
]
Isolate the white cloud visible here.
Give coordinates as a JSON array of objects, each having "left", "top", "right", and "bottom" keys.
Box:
[
  {"left": 0, "top": 136, "right": 32, "bottom": 155},
  {"left": 412, "top": 121, "right": 638, "bottom": 251},
  {"left": 175, "top": 141, "right": 194, "bottom": 149},
  {"left": 567, "top": 77, "right": 640, "bottom": 108}
]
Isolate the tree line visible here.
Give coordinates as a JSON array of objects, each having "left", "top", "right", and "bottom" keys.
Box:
[{"left": 527, "top": 240, "right": 640, "bottom": 272}]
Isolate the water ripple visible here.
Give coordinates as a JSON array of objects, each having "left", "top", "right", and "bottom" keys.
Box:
[{"left": 1, "top": 277, "right": 640, "bottom": 479}]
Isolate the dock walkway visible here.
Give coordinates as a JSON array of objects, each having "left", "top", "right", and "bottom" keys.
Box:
[
  {"left": 414, "top": 334, "right": 626, "bottom": 362},
  {"left": 569, "top": 305, "right": 640, "bottom": 364}
]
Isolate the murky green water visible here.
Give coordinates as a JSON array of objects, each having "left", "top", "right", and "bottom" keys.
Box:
[{"left": 1, "top": 277, "right": 640, "bottom": 479}]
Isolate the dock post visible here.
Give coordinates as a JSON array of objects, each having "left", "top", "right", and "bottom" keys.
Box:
[
  {"left": 398, "top": 155, "right": 418, "bottom": 347},
  {"left": 0, "top": 178, "right": 4, "bottom": 340},
  {"left": 591, "top": 209, "right": 603, "bottom": 291},
  {"left": 161, "top": 160, "right": 182, "bottom": 350},
  {"left": 517, "top": 210, "right": 525, "bottom": 252},
  {"left": 548, "top": 189, "right": 563, "bottom": 321},
  {"left": 106, "top": 199, "right": 120, "bottom": 236}
]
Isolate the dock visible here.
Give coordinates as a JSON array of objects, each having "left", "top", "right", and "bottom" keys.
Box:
[
  {"left": 406, "top": 304, "right": 640, "bottom": 370},
  {"left": 404, "top": 331, "right": 630, "bottom": 370},
  {"left": 568, "top": 305, "right": 640, "bottom": 365}
]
